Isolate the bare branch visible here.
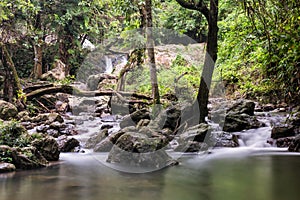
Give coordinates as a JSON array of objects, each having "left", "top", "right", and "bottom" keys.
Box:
[{"left": 175, "top": 0, "right": 209, "bottom": 21}]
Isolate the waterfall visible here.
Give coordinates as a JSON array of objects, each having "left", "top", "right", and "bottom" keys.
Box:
[{"left": 105, "top": 56, "right": 113, "bottom": 74}]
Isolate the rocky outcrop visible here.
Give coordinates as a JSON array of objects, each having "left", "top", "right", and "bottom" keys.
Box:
[
  {"left": 107, "top": 132, "right": 177, "bottom": 169},
  {"left": 271, "top": 125, "right": 295, "bottom": 139},
  {"left": 32, "top": 136, "right": 60, "bottom": 161},
  {"left": 223, "top": 100, "right": 265, "bottom": 132},
  {"left": 0, "top": 100, "right": 18, "bottom": 120},
  {"left": 119, "top": 109, "right": 150, "bottom": 129},
  {"left": 56, "top": 136, "right": 80, "bottom": 152}
]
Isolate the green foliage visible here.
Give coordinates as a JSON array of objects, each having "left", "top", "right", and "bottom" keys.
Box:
[
  {"left": 0, "top": 149, "right": 13, "bottom": 163},
  {"left": 218, "top": 0, "right": 300, "bottom": 102},
  {"left": 0, "top": 120, "right": 32, "bottom": 147}
]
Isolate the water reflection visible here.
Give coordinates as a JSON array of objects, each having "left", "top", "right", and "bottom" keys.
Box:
[{"left": 1, "top": 153, "right": 300, "bottom": 200}]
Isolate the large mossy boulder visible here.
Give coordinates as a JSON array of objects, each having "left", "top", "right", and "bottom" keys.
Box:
[
  {"left": 288, "top": 135, "right": 300, "bottom": 152},
  {"left": 0, "top": 100, "right": 18, "bottom": 120},
  {"left": 271, "top": 125, "right": 295, "bottom": 139},
  {"left": 107, "top": 132, "right": 176, "bottom": 169},
  {"left": 56, "top": 136, "right": 80, "bottom": 152},
  {"left": 32, "top": 136, "right": 60, "bottom": 161}
]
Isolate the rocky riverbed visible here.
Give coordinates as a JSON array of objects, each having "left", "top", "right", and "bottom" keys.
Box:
[{"left": 1, "top": 81, "right": 300, "bottom": 173}]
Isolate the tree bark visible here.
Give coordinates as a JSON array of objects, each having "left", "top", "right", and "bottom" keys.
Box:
[
  {"left": 145, "top": 0, "right": 160, "bottom": 105},
  {"left": 33, "top": 43, "right": 43, "bottom": 79},
  {"left": 196, "top": 0, "right": 219, "bottom": 123},
  {"left": 175, "top": 0, "right": 219, "bottom": 123},
  {"left": 1, "top": 44, "right": 23, "bottom": 102}
]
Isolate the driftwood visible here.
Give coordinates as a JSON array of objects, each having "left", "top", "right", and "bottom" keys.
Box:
[
  {"left": 23, "top": 83, "right": 54, "bottom": 93},
  {"left": 25, "top": 85, "right": 152, "bottom": 101}
]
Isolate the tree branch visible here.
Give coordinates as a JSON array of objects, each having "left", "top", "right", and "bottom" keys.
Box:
[{"left": 175, "top": 0, "right": 209, "bottom": 21}]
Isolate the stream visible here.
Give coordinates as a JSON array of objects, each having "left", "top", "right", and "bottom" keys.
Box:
[
  {"left": 1, "top": 53, "right": 300, "bottom": 200},
  {"left": 1, "top": 111, "right": 300, "bottom": 200}
]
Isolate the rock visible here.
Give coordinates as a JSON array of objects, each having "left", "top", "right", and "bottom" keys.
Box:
[
  {"left": 174, "top": 141, "right": 209, "bottom": 152},
  {"left": 85, "top": 129, "right": 108, "bottom": 149},
  {"left": 288, "top": 135, "right": 300, "bottom": 152},
  {"left": 0, "top": 162, "right": 16, "bottom": 173},
  {"left": 214, "top": 133, "right": 239, "bottom": 148},
  {"left": 39, "top": 94, "right": 57, "bottom": 110},
  {"left": 227, "top": 100, "right": 255, "bottom": 116},
  {"left": 107, "top": 132, "right": 174, "bottom": 169},
  {"left": 288, "top": 112, "right": 300, "bottom": 126},
  {"left": 31, "top": 136, "right": 60, "bottom": 161},
  {"left": 14, "top": 147, "right": 48, "bottom": 169},
  {"left": 271, "top": 125, "right": 295, "bottom": 139},
  {"left": 93, "top": 129, "right": 128, "bottom": 152},
  {"left": 148, "top": 104, "right": 182, "bottom": 131},
  {"left": 56, "top": 136, "right": 80, "bottom": 152},
  {"left": 48, "top": 113, "right": 64, "bottom": 123},
  {"left": 276, "top": 137, "right": 295, "bottom": 148},
  {"left": 178, "top": 123, "right": 210, "bottom": 143},
  {"left": 262, "top": 103, "right": 276, "bottom": 111},
  {"left": 136, "top": 119, "right": 151, "bottom": 129},
  {"left": 41, "top": 59, "right": 66, "bottom": 80},
  {"left": 0, "top": 100, "right": 18, "bottom": 120},
  {"left": 87, "top": 74, "right": 117, "bottom": 90},
  {"left": 120, "top": 109, "right": 150, "bottom": 129},
  {"left": 223, "top": 114, "right": 265, "bottom": 132}
]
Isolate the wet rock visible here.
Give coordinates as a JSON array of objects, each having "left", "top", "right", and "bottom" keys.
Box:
[
  {"left": 0, "top": 100, "right": 18, "bottom": 120},
  {"left": 120, "top": 109, "right": 150, "bottom": 129},
  {"left": 107, "top": 132, "right": 174, "bottom": 169},
  {"left": 262, "top": 104, "right": 276, "bottom": 111},
  {"left": 214, "top": 133, "right": 239, "bottom": 148},
  {"left": 31, "top": 136, "right": 60, "bottom": 161},
  {"left": 271, "top": 125, "right": 295, "bottom": 139},
  {"left": 0, "top": 162, "right": 16, "bottom": 173},
  {"left": 56, "top": 136, "right": 80, "bottom": 152},
  {"left": 276, "top": 137, "right": 295, "bottom": 148},
  {"left": 46, "top": 129, "right": 60, "bottom": 137},
  {"left": 178, "top": 123, "right": 210, "bottom": 143},
  {"left": 85, "top": 129, "right": 109, "bottom": 149},
  {"left": 87, "top": 74, "right": 117, "bottom": 90},
  {"left": 288, "top": 135, "right": 300, "bottom": 152},
  {"left": 101, "top": 124, "right": 114, "bottom": 130},
  {"left": 223, "top": 114, "right": 265, "bottom": 132},
  {"left": 136, "top": 119, "right": 151, "bottom": 129},
  {"left": 148, "top": 104, "right": 182, "bottom": 131},
  {"left": 288, "top": 112, "right": 300, "bottom": 126},
  {"left": 14, "top": 147, "right": 48, "bottom": 169},
  {"left": 93, "top": 129, "right": 128, "bottom": 152},
  {"left": 39, "top": 94, "right": 57, "bottom": 110},
  {"left": 227, "top": 100, "right": 255, "bottom": 116},
  {"left": 174, "top": 141, "right": 208, "bottom": 152}
]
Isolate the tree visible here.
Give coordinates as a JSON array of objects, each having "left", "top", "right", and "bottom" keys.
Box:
[
  {"left": 145, "top": 0, "right": 160, "bottom": 104},
  {"left": 175, "top": 0, "right": 218, "bottom": 123}
]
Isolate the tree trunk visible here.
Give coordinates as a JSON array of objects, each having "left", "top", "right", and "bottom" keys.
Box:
[
  {"left": 145, "top": 0, "right": 160, "bottom": 105},
  {"left": 196, "top": 0, "right": 219, "bottom": 123},
  {"left": 33, "top": 42, "right": 43, "bottom": 79},
  {"left": 1, "top": 44, "right": 23, "bottom": 102}
]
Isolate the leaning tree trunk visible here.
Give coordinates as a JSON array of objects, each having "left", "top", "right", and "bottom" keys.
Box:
[
  {"left": 196, "top": 0, "right": 218, "bottom": 123},
  {"left": 1, "top": 44, "right": 23, "bottom": 103},
  {"left": 145, "top": 0, "right": 160, "bottom": 105}
]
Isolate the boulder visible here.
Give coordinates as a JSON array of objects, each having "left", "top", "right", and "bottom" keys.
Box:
[
  {"left": 148, "top": 104, "right": 182, "bottom": 131},
  {"left": 214, "top": 132, "right": 239, "bottom": 148},
  {"left": 32, "top": 136, "right": 60, "bottom": 161},
  {"left": 178, "top": 123, "right": 210, "bottom": 143},
  {"left": 288, "top": 135, "right": 300, "bottom": 152},
  {"left": 0, "top": 100, "right": 18, "bottom": 120},
  {"left": 14, "top": 147, "right": 48, "bottom": 169},
  {"left": 87, "top": 74, "right": 117, "bottom": 90},
  {"left": 85, "top": 129, "right": 108, "bottom": 149},
  {"left": 223, "top": 114, "right": 265, "bottom": 132},
  {"left": 227, "top": 100, "right": 255, "bottom": 116},
  {"left": 276, "top": 137, "right": 294, "bottom": 148},
  {"left": 0, "top": 162, "right": 16, "bottom": 173},
  {"left": 271, "top": 125, "right": 295, "bottom": 139},
  {"left": 119, "top": 109, "right": 150, "bottom": 129},
  {"left": 107, "top": 132, "right": 176, "bottom": 169},
  {"left": 174, "top": 141, "right": 209, "bottom": 152},
  {"left": 41, "top": 59, "right": 66, "bottom": 81},
  {"left": 56, "top": 136, "right": 80, "bottom": 152}
]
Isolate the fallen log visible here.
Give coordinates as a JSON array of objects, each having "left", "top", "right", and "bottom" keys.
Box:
[{"left": 26, "top": 85, "right": 152, "bottom": 101}]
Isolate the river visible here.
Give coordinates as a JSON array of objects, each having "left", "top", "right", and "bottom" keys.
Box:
[{"left": 1, "top": 147, "right": 300, "bottom": 200}]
